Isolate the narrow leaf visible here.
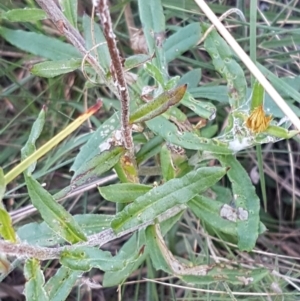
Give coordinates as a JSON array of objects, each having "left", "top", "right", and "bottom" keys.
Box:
[
  {"left": 144, "top": 62, "right": 165, "bottom": 87},
  {"left": 60, "top": 246, "right": 125, "bottom": 271},
  {"left": 103, "top": 210, "right": 183, "bottom": 287},
  {"left": 218, "top": 155, "right": 260, "bottom": 251},
  {"left": 111, "top": 166, "right": 227, "bottom": 233},
  {"left": 2, "top": 8, "right": 47, "bottom": 22},
  {"left": 188, "top": 196, "right": 237, "bottom": 237},
  {"left": 181, "top": 92, "right": 216, "bottom": 120},
  {"left": 59, "top": 0, "right": 77, "bottom": 28},
  {"left": 182, "top": 266, "right": 269, "bottom": 285},
  {"left": 160, "top": 144, "right": 176, "bottom": 181},
  {"left": 17, "top": 214, "right": 113, "bottom": 247},
  {"left": 145, "top": 225, "right": 172, "bottom": 273},
  {"left": 21, "top": 106, "right": 46, "bottom": 174},
  {"left": 31, "top": 59, "right": 81, "bottom": 78},
  {"left": 250, "top": 81, "right": 265, "bottom": 110},
  {"left": 204, "top": 27, "right": 247, "bottom": 108},
  {"left": 0, "top": 27, "right": 81, "bottom": 61},
  {"left": 130, "top": 85, "right": 187, "bottom": 123},
  {"left": 71, "top": 113, "right": 119, "bottom": 172},
  {"left": 124, "top": 54, "right": 152, "bottom": 70},
  {"left": 25, "top": 175, "right": 87, "bottom": 244},
  {"left": 5, "top": 102, "right": 102, "bottom": 185},
  {"left": 24, "top": 259, "right": 49, "bottom": 301},
  {"left": 178, "top": 68, "right": 202, "bottom": 89},
  {"left": 103, "top": 233, "right": 146, "bottom": 287},
  {"left": 0, "top": 208, "right": 17, "bottom": 243},
  {"left": 138, "top": 0, "right": 167, "bottom": 76},
  {"left": 146, "top": 116, "right": 232, "bottom": 154},
  {"left": 136, "top": 135, "right": 164, "bottom": 165},
  {"left": 72, "top": 146, "right": 124, "bottom": 181},
  {"left": 164, "top": 23, "right": 202, "bottom": 63},
  {"left": 265, "top": 125, "right": 298, "bottom": 139},
  {"left": 99, "top": 183, "right": 151, "bottom": 203},
  {"left": 44, "top": 266, "right": 82, "bottom": 301},
  {"left": 55, "top": 146, "right": 125, "bottom": 200}
]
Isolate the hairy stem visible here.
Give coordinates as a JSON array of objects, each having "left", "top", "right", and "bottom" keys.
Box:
[
  {"left": 95, "top": 0, "right": 133, "bottom": 151},
  {"left": 0, "top": 205, "right": 185, "bottom": 260}
]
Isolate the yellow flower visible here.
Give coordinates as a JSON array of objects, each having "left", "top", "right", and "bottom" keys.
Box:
[{"left": 246, "top": 105, "right": 272, "bottom": 133}]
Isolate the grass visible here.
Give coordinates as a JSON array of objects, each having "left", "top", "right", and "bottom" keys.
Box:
[{"left": 1, "top": 0, "right": 300, "bottom": 300}]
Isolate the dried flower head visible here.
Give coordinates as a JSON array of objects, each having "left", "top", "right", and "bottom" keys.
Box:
[{"left": 246, "top": 105, "right": 272, "bottom": 133}]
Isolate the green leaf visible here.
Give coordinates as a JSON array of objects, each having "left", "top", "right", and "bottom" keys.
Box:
[
  {"left": 188, "top": 195, "right": 237, "bottom": 238},
  {"left": 204, "top": 27, "right": 247, "bottom": 108},
  {"left": 265, "top": 125, "right": 298, "bottom": 139},
  {"left": 82, "top": 14, "right": 111, "bottom": 72},
  {"left": 103, "top": 210, "right": 183, "bottom": 287},
  {"left": 17, "top": 214, "right": 113, "bottom": 247},
  {"left": 160, "top": 144, "right": 176, "bottom": 181},
  {"left": 56, "top": 146, "right": 125, "bottom": 201},
  {"left": 22, "top": 107, "right": 87, "bottom": 244},
  {"left": 44, "top": 266, "right": 82, "bottom": 301},
  {"left": 145, "top": 225, "right": 172, "bottom": 273},
  {"left": 1, "top": 8, "right": 47, "bottom": 22},
  {"left": 138, "top": 0, "right": 167, "bottom": 75},
  {"left": 31, "top": 59, "right": 81, "bottom": 78},
  {"left": 103, "top": 233, "right": 146, "bottom": 287},
  {"left": 251, "top": 81, "right": 265, "bottom": 110},
  {"left": 0, "top": 208, "right": 16, "bottom": 243},
  {"left": 0, "top": 27, "right": 81, "bottom": 60},
  {"left": 182, "top": 266, "right": 269, "bottom": 285},
  {"left": 144, "top": 62, "right": 165, "bottom": 88},
  {"left": 189, "top": 85, "right": 300, "bottom": 118},
  {"left": 59, "top": 0, "right": 77, "bottom": 28},
  {"left": 218, "top": 155, "right": 260, "bottom": 251},
  {"left": 124, "top": 54, "right": 152, "bottom": 70},
  {"left": 136, "top": 135, "right": 164, "bottom": 165},
  {"left": 72, "top": 146, "right": 124, "bottom": 181},
  {"left": 99, "top": 183, "right": 151, "bottom": 203},
  {"left": 25, "top": 175, "right": 87, "bottom": 244},
  {"left": 60, "top": 246, "right": 125, "bottom": 271},
  {"left": 24, "top": 259, "right": 49, "bottom": 301},
  {"left": 178, "top": 68, "right": 202, "bottom": 89},
  {"left": 21, "top": 106, "right": 46, "bottom": 174},
  {"left": 180, "top": 92, "right": 216, "bottom": 120},
  {"left": 146, "top": 116, "right": 232, "bottom": 154},
  {"left": 1, "top": 163, "right": 14, "bottom": 245},
  {"left": 111, "top": 166, "right": 227, "bottom": 233},
  {"left": 164, "top": 23, "right": 202, "bottom": 63},
  {"left": 130, "top": 85, "right": 187, "bottom": 123},
  {"left": 71, "top": 113, "right": 119, "bottom": 172}
]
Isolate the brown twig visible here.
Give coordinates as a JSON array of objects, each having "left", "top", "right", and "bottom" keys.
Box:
[{"left": 95, "top": 0, "right": 133, "bottom": 151}]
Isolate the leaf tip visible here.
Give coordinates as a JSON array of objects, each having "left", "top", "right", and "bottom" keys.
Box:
[{"left": 85, "top": 100, "right": 103, "bottom": 115}]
